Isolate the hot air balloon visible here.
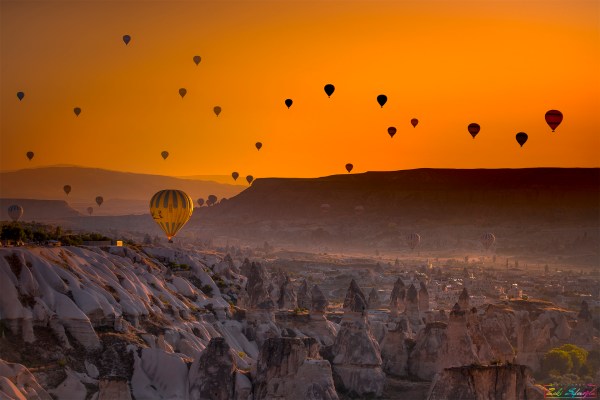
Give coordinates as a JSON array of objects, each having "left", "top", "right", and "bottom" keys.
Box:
[
  {"left": 545, "top": 110, "right": 563, "bottom": 132},
  {"left": 388, "top": 127, "right": 397, "bottom": 138},
  {"left": 197, "top": 198, "right": 205, "bottom": 207},
  {"left": 161, "top": 151, "right": 169, "bottom": 160},
  {"left": 17, "top": 92, "right": 24, "bottom": 101},
  {"left": 255, "top": 142, "right": 262, "bottom": 151},
  {"left": 26, "top": 151, "right": 34, "bottom": 161},
  {"left": 406, "top": 233, "right": 421, "bottom": 250},
  {"left": 179, "top": 88, "right": 187, "bottom": 99},
  {"left": 214, "top": 106, "right": 221, "bottom": 117},
  {"left": 232, "top": 172, "right": 239, "bottom": 181},
  {"left": 285, "top": 99, "right": 293, "bottom": 109},
  {"left": 411, "top": 118, "right": 418, "bottom": 128},
  {"left": 516, "top": 132, "right": 528, "bottom": 147},
  {"left": 74, "top": 107, "right": 81, "bottom": 116},
  {"left": 8, "top": 205, "right": 23, "bottom": 222},
  {"left": 96, "top": 196, "right": 104, "bottom": 207},
  {"left": 122, "top": 35, "right": 131, "bottom": 45},
  {"left": 207, "top": 194, "right": 218, "bottom": 206},
  {"left": 246, "top": 175, "right": 254, "bottom": 184},
  {"left": 324, "top": 84, "right": 335, "bottom": 98},
  {"left": 149, "top": 189, "right": 194, "bottom": 243},
  {"left": 468, "top": 123, "right": 480, "bottom": 139},
  {"left": 345, "top": 163, "right": 353, "bottom": 173},
  {"left": 193, "top": 55, "right": 201, "bottom": 65},
  {"left": 480, "top": 233, "right": 496, "bottom": 250},
  {"left": 87, "top": 207, "right": 93, "bottom": 216},
  {"left": 377, "top": 94, "right": 387, "bottom": 108},
  {"left": 320, "top": 204, "right": 331, "bottom": 214},
  {"left": 63, "top": 185, "right": 72, "bottom": 195}
]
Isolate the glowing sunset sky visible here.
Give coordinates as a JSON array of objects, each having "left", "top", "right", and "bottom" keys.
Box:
[{"left": 2, "top": 0, "right": 598, "bottom": 178}]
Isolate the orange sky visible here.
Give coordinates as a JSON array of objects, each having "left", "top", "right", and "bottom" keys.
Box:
[{"left": 2, "top": 0, "right": 599, "bottom": 179}]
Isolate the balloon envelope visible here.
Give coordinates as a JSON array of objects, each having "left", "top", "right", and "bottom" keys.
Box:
[
  {"left": 255, "top": 142, "right": 262, "bottom": 151},
  {"left": 377, "top": 94, "right": 387, "bottom": 108},
  {"left": 149, "top": 189, "right": 194, "bottom": 242},
  {"left": 516, "top": 132, "right": 528, "bottom": 147},
  {"left": 285, "top": 99, "right": 293, "bottom": 108},
  {"left": 122, "top": 35, "right": 131, "bottom": 45},
  {"left": 411, "top": 118, "right": 419, "bottom": 128},
  {"left": 214, "top": 106, "right": 221, "bottom": 116},
  {"left": 179, "top": 88, "right": 187, "bottom": 98},
  {"left": 95, "top": 196, "right": 104, "bottom": 206},
  {"left": 8, "top": 205, "right": 23, "bottom": 222},
  {"left": 246, "top": 175, "right": 254, "bottom": 184},
  {"left": 161, "top": 151, "right": 169, "bottom": 160},
  {"left": 207, "top": 194, "right": 217, "bottom": 206},
  {"left": 232, "top": 172, "right": 239, "bottom": 181},
  {"left": 406, "top": 233, "right": 421, "bottom": 250},
  {"left": 545, "top": 110, "right": 563, "bottom": 132},
  {"left": 324, "top": 84, "right": 335, "bottom": 97},
  {"left": 197, "top": 198, "right": 205, "bottom": 207},
  {"left": 193, "top": 55, "right": 201, "bottom": 65},
  {"left": 87, "top": 207, "right": 93, "bottom": 215},
  {"left": 26, "top": 151, "right": 34, "bottom": 161},
  {"left": 468, "top": 123, "right": 480, "bottom": 138},
  {"left": 63, "top": 185, "right": 71, "bottom": 195},
  {"left": 388, "top": 127, "right": 397, "bottom": 138},
  {"left": 74, "top": 107, "right": 81, "bottom": 116},
  {"left": 480, "top": 233, "right": 496, "bottom": 250},
  {"left": 345, "top": 163, "right": 353, "bottom": 173},
  {"left": 17, "top": 92, "right": 24, "bottom": 101}
]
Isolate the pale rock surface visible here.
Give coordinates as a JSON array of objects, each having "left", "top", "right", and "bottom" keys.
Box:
[{"left": 188, "top": 337, "right": 236, "bottom": 400}]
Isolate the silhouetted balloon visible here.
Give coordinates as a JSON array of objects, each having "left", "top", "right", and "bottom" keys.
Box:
[
  {"left": 516, "top": 132, "right": 528, "bottom": 147},
  {"left": 285, "top": 99, "right": 293, "bottom": 108},
  {"left": 63, "top": 185, "right": 71, "bottom": 195},
  {"left": 197, "top": 198, "right": 205, "bottom": 207},
  {"left": 149, "top": 190, "right": 194, "bottom": 243},
  {"left": 122, "top": 35, "right": 131, "bottom": 45},
  {"left": 193, "top": 55, "right": 201, "bottom": 65},
  {"left": 468, "top": 123, "right": 480, "bottom": 139},
  {"left": 87, "top": 207, "right": 93, "bottom": 216},
  {"left": 480, "top": 233, "right": 496, "bottom": 250},
  {"left": 232, "top": 172, "right": 239, "bottom": 181},
  {"left": 411, "top": 118, "right": 418, "bottom": 128},
  {"left": 179, "top": 88, "right": 187, "bottom": 99},
  {"left": 74, "top": 107, "right": 81, "bottom": 116},
  {"left": 207, "top": 194, "right": 217, "bottom": 206},
  {"left": 388, "top": 127, "right": 397, "bottom": 138},
  {"left": 161, "top": 151, "right": 169, "bottom": 160},
  {"left": 26, "top": 151, "right": 34, "bottom": 161},
  {"left": 96, "top": 196, "right": 103, "bottom": 207},
  {"left": 8, "top": 205, "right": 23, "bottom": 222},
  {"left": 345, "top": 163, "right": 353, "bottom": 173},
  {"left": 246, "top": 175, "right": 254, "bottom": 184},
  {"left": 255, "top": 142, "right": 262, "bottom": 151},
  {"left": 324, "top": 84, "right": 335, "bottom": 98},
  {"left": 545, "top": 110, "right": 563, "bottom": 132},
  {"left": 406, "top": 233, "right": 421, "bottom": 250},
  {"left": 17, "top": 92, "right": 24, "bottom": 101},
  {"left": 214, "top": 106, "right": 221, "bottom": 116},
  {"left": 377, "top": 94, "right": 387, "bottom": 108}
]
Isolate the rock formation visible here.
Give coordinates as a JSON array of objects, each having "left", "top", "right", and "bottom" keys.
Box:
[
  {"left": 297, "top": 279, "right": 311, "bottom": 310},
  {"left": 343, "top": 279, "right": 367, "bottom": 314},
  {"left": 368, "top": 288, "right": 381, "bottom": 309},
  {"left": 404, "top": 283, "right": 421, "bottom": 328},
  {"left": 278, "top": 275, "right": 298, "bottom": 310},
  {"left": 311, "top": 285, "right": 328, "bottom": 313},
  {"left": 389, "top": 278, "right": 405, "bottom": 315},
  {"left": 458, "top": 287, "right": 470, "bottom": 311},
  {"left": 409, "top": 322, "right": 447, "bottom": 380},
  {"left": 188, "top": 337, "right": 236, "bottom": 400},
  {"left": 380, "top": 317, "right": 411, "bottom": 377},
  {"left": 419, "top": 281, "right": 429, "bottom": 312}
]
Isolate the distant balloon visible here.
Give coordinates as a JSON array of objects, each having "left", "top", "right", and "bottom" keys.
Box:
[
  {"left": 468, "top": 123, "right": 480, "bottom": 139},
  {"left": 285, "top": 99, "right": 293, "bottom": 109},
  {"left": 26, "top": 151, "right": 34, "bottom": 161},
  {"left": 74, "top": 107, "right": 81, "bottom": 117},
  {"left": 149, "top": 189, "right": 194, "bottom": 243},
  {"left": 545, "top": 110, "right": 563, "bottom": 132},
  {"left": 213, "top": 106, "right": 222, "bottom": 117},
  {"left": 207, "top": 194, "right": 218, "bottom": 206},
  {"left": 87, "top": 207, "right": 93, "bottom": 216},
  {"left": 320, "top": 204, "right": 331, "bottom": 214},
  {"left": 406, "top": 233, "right": 421, "bottom": 250},
  {"left": 480, "top": 233, "right": 496, "bottom": 250},
  {"left": 246, "top": 175, "right": 254, "bottom": 184},
  {"left": 179, "top": 88, "right": 187, "bottom": 99},
  {"left": 324, "top": 84, "right": 335, "bottom": 98},
  {"left": 193, "top": 55, "right": 201, "bottom": 65},
  {"left": 377, "top": 94, "right": 387, "bottom": 108},
  {"left": 63, "top": 185, "right": 72, "bottom": 195},
  {"left": 122, "top": 35, "right": 131, "bottom": 45},
  {"left": 95, "top": 196, "right": 104, "bottom": 207},
  {"left": 8, "top": 205, "right": 24, "bottom": 222},
  {"left": 387, "top": 127, "right": 397, "bottom": 138},
  {"left": 197, "top": 198, "right": 205, "bottom": 207},
  {"left": 161, "top": 151, "right": 169, "bottom": 160},
  {"left": 516, "top": 132, "right": 528, "bottom": 147},
  {"left": 232, "top": 172, "right": 239, "bottom": 181},
  {"left": 255, "top": 142, "right": 262, "bottom": 151},
  {"left": 17, "top": 92, "right": 25, "bottom": 101},
  {"left": 345, "top": 163, "right": 353, "bottom": 173},
  {"left": 411, "top": 118, "right": 419, "bottom": 128}
]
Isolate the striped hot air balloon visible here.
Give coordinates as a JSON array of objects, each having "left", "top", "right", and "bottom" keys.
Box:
[
  {"left": 149, "top": 189, "right": 194, "bottom": 243},
  {"left": 406, "top": 233, "right": 421, "bottom": 250},
  {"left": 480, "top": 233, "right": 496, "bottom": 250},
  {"left": 545, "top": 110, "right": 563, "bottom": 132},
  {"left": 8, "top": 205, "right": 24, "bottom": 222}
]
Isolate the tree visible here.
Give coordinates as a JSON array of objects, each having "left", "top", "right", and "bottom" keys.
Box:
[
  {"left": 556, "top": 344, "right": 588, "bottom": 374},
  {"left": 1, "top": 224, "right": 26, "bottom": 243},
  {"left": 542, "top": 349, "right": 573, "bottom": 375}
]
